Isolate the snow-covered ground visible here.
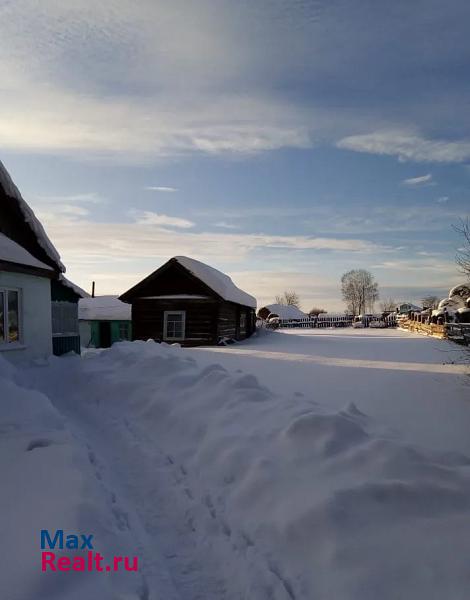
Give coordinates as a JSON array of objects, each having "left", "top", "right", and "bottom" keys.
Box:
[{"left": 1, "top": 328, "right": 470, "bottom": 600}]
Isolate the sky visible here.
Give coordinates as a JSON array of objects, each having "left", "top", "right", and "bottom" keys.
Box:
[{"left": 1, "top": 0, "right": 469, "bottom": 311}]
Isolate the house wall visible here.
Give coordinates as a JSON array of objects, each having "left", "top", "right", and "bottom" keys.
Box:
[
  {"left": 132, "top": 299, "right": 218, "bottom": 346},
  {"left": 79, "top": 321, "right": 93, "bottom": 347},
  {"left": 132, "top": 299, "right": 255, "bottom": 346},
  {"left": 79, "top": 320, "right": 132, "bottom": 348},
  {"left": 0, "top": 270, "right": 52, "bottom": 363}
]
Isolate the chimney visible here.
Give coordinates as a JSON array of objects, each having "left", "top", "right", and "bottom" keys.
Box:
[{"left": 91, "top": 281, "right": 95, "bottom": 298}]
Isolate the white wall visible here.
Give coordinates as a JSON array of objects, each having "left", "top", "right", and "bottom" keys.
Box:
[
  {"left": 0, "top": 271, "right": 52, "bottom": 364},
  {"left": 78, "top": 321, "right": 93, "bottom": 348}
]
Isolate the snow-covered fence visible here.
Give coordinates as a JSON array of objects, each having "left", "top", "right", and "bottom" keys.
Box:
[{"left": 276, "top": 313, "right": 397, "bottom": 329}]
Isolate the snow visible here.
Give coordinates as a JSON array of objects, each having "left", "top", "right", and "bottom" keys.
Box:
[
  {"left": 59, "top": 275, "right": 90, "bottom": 298},
  {"left": 0, "top": 160, "right": 65, "bottom": 272},
  {"left": 174, "top": 256, "right": 257, "bottom": 308},
  {"left": 261, "top": 303, "right": 308, "bottom": 320},
  {"left": 2, "top": 328, "right": 470, "bottom": 599},
  {"left": 0, "top": 232, "right": 53, "bottom": 270},
  {"left": 140, "top": 294, "right": 211, "bottom": 299},
  {"left": 78, "top": 295, "right": 131, "bottom": 321}
]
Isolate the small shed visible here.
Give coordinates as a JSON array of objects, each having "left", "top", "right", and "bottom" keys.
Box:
[
  {"left": 119, "top": 256, "right": 257, "bottom": 346},
  {"left": 79, "top": 295, "right": 132, "bottom": 348},
  {"left": 258, "top": 303, "right": 307, "bottom": 321},
  {"left": 397, "top": 302, "right": 421, "bottom": 315}
]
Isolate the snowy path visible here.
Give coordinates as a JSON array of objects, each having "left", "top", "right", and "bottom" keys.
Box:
[
  {"left": 190, "top": 328, "right": 470, "bottom": 454},
  {"left": 33, "top": 374, "right": 249, "bottom": 600}
]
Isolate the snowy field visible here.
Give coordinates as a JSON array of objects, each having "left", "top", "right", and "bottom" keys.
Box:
[{"left": 1, "top": 328, "right": 470, "bottom": 600}]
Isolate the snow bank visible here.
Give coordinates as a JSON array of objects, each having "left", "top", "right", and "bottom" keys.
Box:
[
  {"left": 24, "top": 341, "right": 470, "bottom": 600},
  {"left": 0, "top": 355, "right": 158, "bottom": 600}
]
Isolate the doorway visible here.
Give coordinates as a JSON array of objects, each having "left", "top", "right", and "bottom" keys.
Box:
[{"left": 99, "top": 321, "right": 112, "bottom": 348}]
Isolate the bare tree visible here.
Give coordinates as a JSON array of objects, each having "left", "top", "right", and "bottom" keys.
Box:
[
  {"left": 421, "top": 295, "right": 440, "bottom": 309},
  {"left": 275, "top": 291, "right": 301, "bottom": 308},
  {"left": 454, "top": 218, "right": 470, "bottom": 279},
  {"left": 341, "top": 269, "right": 379, "bottom": 315},
  {"left": 379, "top": 297, "right": 397, "bottom": 312},
  {"left": 309, "top": 307, "right": 327, "bottom": 316}
]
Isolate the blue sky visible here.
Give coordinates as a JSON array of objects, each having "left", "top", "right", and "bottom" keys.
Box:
[{"left": 1, "top": 0, "right": 469, "bottom": 310}]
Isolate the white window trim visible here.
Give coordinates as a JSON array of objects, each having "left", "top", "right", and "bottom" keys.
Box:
[
  {"left": 0, "top": 287, "right": 23, "bottom": 349},
  {"left": 163, "top": 310, "right": 186, "bottom": 341}
]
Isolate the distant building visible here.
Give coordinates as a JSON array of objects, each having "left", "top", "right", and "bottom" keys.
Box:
[
  {"left": 79, "top": 296, "right": 132, "bottom": 348},
  {"left": 258, "top": 303, "right": 307, "bottom": 321},
  {"left": 120, "top": 256, "right": 257, "bottom": 346},
  {"left": 397, "top": 302, "right": 421, "bottom": 314}
]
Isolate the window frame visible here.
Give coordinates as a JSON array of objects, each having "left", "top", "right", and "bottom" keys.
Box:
[
  {"left": 0, "top": 287, "right": 23, "bottom": 349},
  {"left": 163, "top": 310, "right": 186, "bottom": 341}
]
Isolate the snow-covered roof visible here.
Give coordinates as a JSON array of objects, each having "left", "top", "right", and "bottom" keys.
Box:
[
  {"left": 59, "top": 275, "right": 89, "bottom": 298},
  {"left": 0, "top": 160, "right": 65, "bottom": 272},
  {"left": 0, "top": 232, "right": 53, "bottom": 271},
  {"left": 261, "top": 303, "right": 307, "bottom": 320},
  {"left": 398, "top": 302, "right": 421, "bottom": 311},
  {"left": 449, "top": 284, "right": 470, "bottom": 300},
  {"left": 79, "top": 295, "right": 131, "bottom": 321},
  {"left": 174, "top": 256, "right": 257, "bottom": 308}
]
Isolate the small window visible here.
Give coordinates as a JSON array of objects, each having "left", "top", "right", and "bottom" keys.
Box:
[
  {"left": 0, "top": 288, "right": 21, "bottom": 347},
  {"left": 118, "top": 322, "right": 130, "bottom": 340},
  {"left": 239, "top": 313, "right": 247, "bottom": 331},
  {"left": 163, "top": 311, "right": 186, "bottom": 341}
]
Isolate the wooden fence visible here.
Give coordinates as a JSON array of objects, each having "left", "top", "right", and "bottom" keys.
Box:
[{"left": 400, "top": 320, "right": 470, "bottom": 345}]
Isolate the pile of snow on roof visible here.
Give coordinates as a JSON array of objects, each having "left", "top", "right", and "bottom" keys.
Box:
[
  {"left": 262, "top": 303, "right": 307, "bottom": 320},
  {"left": 59, "top": 275, "right": 89, "bottom": 298},
  {"left": 0, "top": 160, "right": 65, "bottom": 272},
  {"left": 79, "top": 295, "right": 131, "bottom": 321},
  {"left": 175, "top": 256, "right": 256, "bottom": 308},
  {"left": 0, "top": 232, "right": 53, "bottom": 271}
]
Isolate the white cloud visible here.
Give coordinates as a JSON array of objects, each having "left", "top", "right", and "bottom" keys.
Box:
[
  {"left": 337, "top": 130, "right": 470, "bottom": 163},
  {"left": 0, "top": 2, "right": 314, "bottom": 160},
  {"left": 213, "top": 221, "right": 238, "bottom": 229},
  {"left": 437, "top": 196, "right": 449, "bottom": 203},
  {"left": 402, "top": 173, "right": 433, "bottom": 186},
  {"left": 134, "top": 211, "right": 195, "bottom": 229},
  {"left": 145, "top": 186, "right": 178, "bottom": 192},
  {"left": 32, "top": 192, "right": 104, "bottom": 204}
]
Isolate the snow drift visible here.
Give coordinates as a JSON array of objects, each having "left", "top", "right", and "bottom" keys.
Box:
[{"left": 6, "top": 340, "right": 469, "bottom": 600}]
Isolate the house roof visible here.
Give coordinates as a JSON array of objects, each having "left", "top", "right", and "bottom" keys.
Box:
[
  {"left": 0, "top": 160, "right": 65, "bottom": 272},
  {"left": 0, "top": 232, "right": 53, "bottom": 271},
  {"left": 120, "top": 256, "right": 257, "bottom": 308},
  {"left": 59, "top": 275, "right": 89, "bottom": 299},
  {"left": 79, "top": 295, "right": 131, "bottom": 321},
  {"left": 174, "top": 256, "right": 256, "bottom": 308},
  {"left": 261, "top": 303, "right": 307, "bottom": 320}
]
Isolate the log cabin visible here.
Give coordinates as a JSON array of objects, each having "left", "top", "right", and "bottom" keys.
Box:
[
  {"left": 120, "top": 256, "right": 257, "bottom": 346},
  {"left": 0, "top": 160, "right": 86, "bottom": 362}
]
